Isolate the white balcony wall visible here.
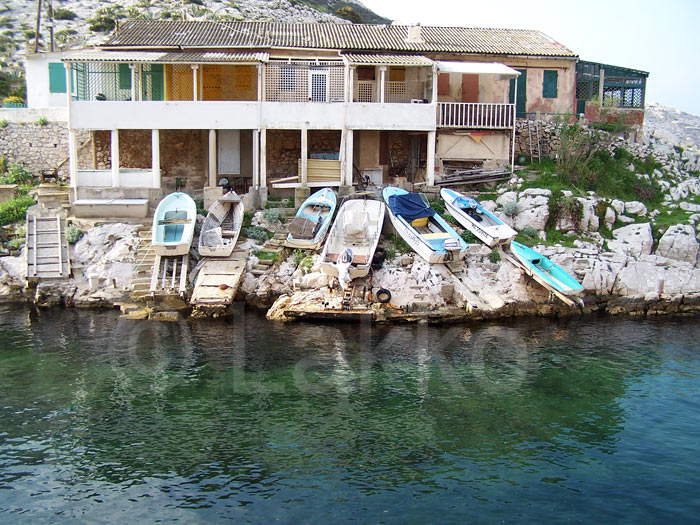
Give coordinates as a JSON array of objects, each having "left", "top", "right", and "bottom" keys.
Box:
[
  {"left": 346, "top": 103, "right": 436, "bottom": 131},
  {"left": 70, "top": 101, "right": 260, "bottom": 130},
  {"left": 77, "top": 169, "right": 111, "bottom": 187},
  {"left": 260, "top": 102, "right": 346, "bottom": 129},
  {"left": 77, "top": 169, "right": 157, "bottom": 188}
]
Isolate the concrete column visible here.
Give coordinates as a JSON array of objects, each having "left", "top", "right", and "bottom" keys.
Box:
[
  {"left": 64, "top": 62, "right": 72, "bottom": 105},
  {"left": 130, "top": 64, "right": 136, "bottom": 102},
  {"left": 598, "top": 68, "right": 605, "bottom": 104},
  {"left": 68, "top": 128, "right": 78, "bottom": 201},
  {"left": 344, "top": 129, "right": 354, "bottom": 186},
  {"left": 111, "top": 129, "right": 120, "bottom": 187},
  {"left": 257, "top": 63, "right": 263, "bottom": 102},
  {"left": 427, "top": 130, "right": 436, "bottom": 186},
  {"left": 208, "top": 129, "right": 217, "bottom": 187},
  {"left": 431, "top": 65, "right": 438, "bottom": 104},
  {"left": 260, "top": 128, "right": 267, "bottom": 188},
  {"left": 137, "top": 64, "right": 142, "bottom": 101},
  {"left": 379, "top": 66, "right": 387, "bottom": 104},
  {"left": 300, "top": 127, "right": 308, "bottom": 186},
  {"left": 152, "top": 129, "right": 161, "bottom": 189},
  {"left": 191, "top": 65, "right": 199, "bottom": 101},
  {"left": 252, "top": 129, "right": 260, "bottom": 189}
]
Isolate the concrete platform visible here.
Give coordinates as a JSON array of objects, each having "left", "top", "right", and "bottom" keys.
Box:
[{"left": 72, "top": 198, "right": 149, "bottom": 218}]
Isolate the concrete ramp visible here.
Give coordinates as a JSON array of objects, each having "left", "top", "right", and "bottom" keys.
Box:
[{"left": 190, "top": 249, "right": 248, "bottom": 316}]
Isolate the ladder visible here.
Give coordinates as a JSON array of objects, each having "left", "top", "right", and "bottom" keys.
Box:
[
  {"left": 341, "top": 281, "right": 356, "bottom": 310},
  {"left": 149, "top": 254, "right": 189, "bottom": 298},
  {"left": 527, "top": 120, "right": 542, "bottom": 163},
  {"left": 26, "top": 215, "right": 70, "bottom": 279}
]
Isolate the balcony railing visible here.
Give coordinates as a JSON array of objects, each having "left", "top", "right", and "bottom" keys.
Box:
[{"left": 438, "top": 102, "right": 515, "bottom": 129}]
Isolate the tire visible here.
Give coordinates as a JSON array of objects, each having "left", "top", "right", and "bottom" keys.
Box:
[{"left": 375, "top": 288, "right": 391, "bottom": 304}]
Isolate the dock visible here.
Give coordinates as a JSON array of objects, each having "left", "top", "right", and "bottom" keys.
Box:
[
  {"left": 190, "top": 249, "right": 249, "bottom": 317},
  {"left": 26, "top": 214, "right": 71, "bottom": 280}
]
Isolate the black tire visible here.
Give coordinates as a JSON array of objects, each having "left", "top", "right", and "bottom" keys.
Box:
[
  {"left": 375, "top": 288, "right": 391, "bottom": 304},
  {"left": 372, "top": 247, "right": 387, "bottom": 266}
]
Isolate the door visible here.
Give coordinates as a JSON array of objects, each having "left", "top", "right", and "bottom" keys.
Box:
[
  {"left": 142, "top": 64, "right": 164, "bottom": 101},
  {"left": 218, "top": 130, "right": 241, "bottom": 175},
  {"left": 308, "top": 69, "right": 329, "bottom": 102},
  {"left": 509, "top": 69, "right": 527, "bottom": 118},
  {"left": 461, "top": 74, "right": 479, "bottom": 103}
]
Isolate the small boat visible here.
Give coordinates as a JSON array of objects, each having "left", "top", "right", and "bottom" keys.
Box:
[
  {"left": 383, "top": 186, "right": 467, "bottom": 265},
  {"left": 320, "top": 194, "right": 385, "bottom": 284},
  {"left": 198, "top": 191, "right": 244, "bottom": 257},
  {"left": 508, "top": 240, "right": 584, "bottom": 302},
  {"left": 441, "top": 188, "right": 517, "bottom": 248},
  {"left": 152, "top": 192, "right": 197, "bottom": 256},
  {"left": 284, "top": 188, "right": 337, "bottom": 250}
]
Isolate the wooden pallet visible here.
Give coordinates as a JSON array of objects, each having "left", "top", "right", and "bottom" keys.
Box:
[{"left": 26, "top": 215, "right": 70, "bottom": 279}]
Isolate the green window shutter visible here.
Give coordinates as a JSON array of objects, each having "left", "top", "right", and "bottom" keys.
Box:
[
  {"left": 48, "top": 62, "right": 67, "bottom": 93},
  {"left": 118, "top": 63, "right": 132, "bottom": 90},
  {"left": 543, "top": 70, "right": 558, "bottom": 98}
]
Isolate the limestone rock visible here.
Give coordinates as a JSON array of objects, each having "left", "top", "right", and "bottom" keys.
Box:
[
  {"left": 680, "top": 201, "right": 700, "bottom": 213},
  {"left": 604, "top": 206, "right": 616, "bottom": 228},
  {"left": 608, "top": 223, "right": 653, "bottom": 257},
  {"left": 624, "top": 201, "right": 648, "bottom": 216},
  {"left": 656, "top": 224, "right": 699, "bottom": 265},
  {"left": 513, "top": 189, "right": 550, "bottom": 231},
  {"left": 611, "top": 200, "right": 625, "bottom": 215}
]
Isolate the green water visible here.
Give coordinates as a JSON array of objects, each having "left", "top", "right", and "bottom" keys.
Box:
[{"left": 1, "top": 305, "right": 699, "bottom": 523}]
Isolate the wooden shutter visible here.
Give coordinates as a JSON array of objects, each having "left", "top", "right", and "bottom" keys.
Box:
[
  {"left": 118, "top": 63, "right": 131, "bottom": 90},
  {"left": 48, "top": 62, "right": 66, "bottom": 93},
  {"left": 461, "top": 74, "right": 479, "bottom": 103},
  {"left": 543, "top": 70, "right": 558, "bottom": 98},
  {"left": 437, "top": 73, "right": 449, "bottom": 96}
]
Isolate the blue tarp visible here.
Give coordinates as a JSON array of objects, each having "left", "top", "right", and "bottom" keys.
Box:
[{"left": 388, "top": 193, "right": 436, "bottom": 221}]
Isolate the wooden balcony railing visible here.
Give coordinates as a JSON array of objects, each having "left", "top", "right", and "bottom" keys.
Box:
[{"left": 438, "top": 102, "right": 515, "bottom": 129}]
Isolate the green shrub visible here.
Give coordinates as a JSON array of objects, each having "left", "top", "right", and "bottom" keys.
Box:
[
  {"left": 242, "top": 210, "right": 253, "bottom": 229},
  {"left": 522, "top": 226, "right": 538, "bottom": 239},
  {"left": 244, "top": 226, "right": 273, "bottom": 241},
  {"left": 254, "top": 250, "right": 278, "bottom": 262},
  {"left": 461, "top": 230, "right": 477, "bottom": 244},
  {"left": 53, "top": 8, "right": 77, "bottom": 20},
  {"left": 429, "top": 199, "right": 445, "bottom": 214},
  {"left": 489, "top": 249, "right": 501, "bottom": 263},
  {"left": 0, "top": 119, "right": 8, "bottom": 128},
  {"left": 293, "top": 248, "right": 305, "bottom": 266},
  {"left": 388, "top": 233, "right": 412, "bottom": 254},
  {"left": 65, "top": 224, "right": 83, "bottom": 244},
  {"left": 88, "top": 7, "right": 125, "bottom": 32},
  {"left": 502, "top": 201, "right": 519, "bottom": 217},
  {"left": 263, "top": 208, "right": 281, "bottom": 223},
  {"left": 299, "top": 255, "right": 313, "bottom": 274},
  {"left": 0, "top": 163, "right": 33, "bottom": 185},
  {"left": 36, "top": 116, "right": 48, "bottom": 126},
  {"left": 0, "top": 195, "right": 34, "bottom": 225}
]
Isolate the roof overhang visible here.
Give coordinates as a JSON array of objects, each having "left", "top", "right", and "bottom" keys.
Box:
[
  {"left": 436, "top": 61, "right": 520, "bottom": 78},
  {"left": 343, "top": 54, "right": 434, "bottom": 67},
  {"left": 61, "top": 49, "right": 269, "bottom": 63}
]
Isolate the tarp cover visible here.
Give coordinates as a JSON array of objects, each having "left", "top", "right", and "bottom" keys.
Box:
[{"left": 388, "top": 193, "right": 436, "bottom": 221}]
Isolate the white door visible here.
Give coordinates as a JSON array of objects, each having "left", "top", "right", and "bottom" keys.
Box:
[
  {"left": 217, "top": 130, "right": 240, "bottom": 175},
  {"left": 308, "top": 69, "right": 329, "bottom": 102}
]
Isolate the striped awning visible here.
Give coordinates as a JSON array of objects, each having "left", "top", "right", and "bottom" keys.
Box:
[{"left": 62, "top": 49, "right": 269, "bottom": 63}]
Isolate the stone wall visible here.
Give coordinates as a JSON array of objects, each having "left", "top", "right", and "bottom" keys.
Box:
[
  {"left": 0, "top": 121, "right": 76, "bottom": 177},
  {"left": 160, "top": 130, "right": 206, "bottom": 192},
  {"left": 513, "top": 119, "right": 559, "bottom": 158},
  {"left": 267, "top": 130, "right": 300, "bottom": 178}
]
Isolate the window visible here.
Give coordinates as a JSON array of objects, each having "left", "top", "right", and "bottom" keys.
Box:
[
  {"left": 48, "top": 62, "right": 66, "bottom": 93},
  {"left": 543, "top": 70, "right": 558, "bottom": 98},
  {"left": 118, "top": 63, "right": 131, "bottom": 90}
]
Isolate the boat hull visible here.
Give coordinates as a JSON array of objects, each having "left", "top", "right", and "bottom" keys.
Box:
[
  {"left": 320, "top": 197, "right": 385, "bottom": 280},
  {"left": 509, "top": 241, "right": 583, "bottom": 296},
  {"left": 383, "top": 186, "right": 467, "bottom": 265},
  {"left": 198, "top": 191, "right": 244, "bottom": 258},
  {"left": 441, "top": 188, "right": 517, "bottom": 248},
  {"left": 285, "top": 188, "right": 337, "bottom": 250},
  {"left": 152, "top": 192, "right": 197, "bottom": 256}
]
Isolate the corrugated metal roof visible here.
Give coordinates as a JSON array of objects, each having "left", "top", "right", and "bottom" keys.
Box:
[
  {"left": 61, "top": 48, "right": 268, "bottom": 63},
  {"left": 103, "top": 21, "right": 576, "bottom": 58},
  {"left": 343, "top": 54, "right": 434, "bottom": 66}
]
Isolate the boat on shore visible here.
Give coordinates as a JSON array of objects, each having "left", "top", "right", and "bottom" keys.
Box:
[
  {"left": 383, "top": 186, "right": 467, "bottom": 265},
  {"left": 198, "top": 191, "right": 244, "bottom": 257},
  {"left": 441, "top": 188, "right": 517, "bottom": 248},
  {"left": 507, "top": 240, "right": 584, "bottom": 302},
  {"left": 284, "top": 188, "right": 337, "bottom": 250},
  {"left": 152, "top": 192, "right": 197, "bottom": 256},
  {"left": 320, "top": 193, "right": 385, "bottom": 284}
]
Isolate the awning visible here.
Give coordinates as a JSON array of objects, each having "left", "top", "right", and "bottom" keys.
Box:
[
  {"left": 436, "top": 61, "right": 520, "bottom": 77},
  {"left": 62, "top": 49, "right": 269, "bottom": 63},
  {"left": 343, "top": 54, "right": 434, "bottom": 67}
]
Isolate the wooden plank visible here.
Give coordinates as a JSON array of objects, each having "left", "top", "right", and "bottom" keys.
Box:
[{"left": 190, "top": 252, "right": 248, "bottom": 307}]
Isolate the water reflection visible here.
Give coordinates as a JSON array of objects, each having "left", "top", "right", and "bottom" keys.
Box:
[{"left": 1, "top": 305, "right": 699, "bottom": 522}]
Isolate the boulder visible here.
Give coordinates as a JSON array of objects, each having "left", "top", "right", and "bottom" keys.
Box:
[
  {"left": 513, "top": 189, "right": 550, "bottom": 231},
  {"left": 611, "top": 199, "right": 625, "bottom": 215},
  {"left": 680, "top": 201, "right": 700, "bottom": 213},
  {"left": 656, "top": 224, "right": 699, "bottom": 265},
  {"left": 578, "top": 197, "right": 600, "bottom": 232},
  {"left": 608, "top": 223, "right": 653, "bottom": 257},
  {"left": 604, "top": 206, "right": 616, "bottom": 228},
  {"left": 624, "top": 201, "right": 648, "bottom": 216},
  {"left": 496, "top": 191, "right": 517, "bottom": 207}
]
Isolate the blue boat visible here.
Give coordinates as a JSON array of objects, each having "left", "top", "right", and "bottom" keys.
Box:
[
  {"left": 382, "top": 186, "right": 467, "bottom": 265},
  {"left": 285, "top": 188, "right": 337, "bottom": 250},
  {"left": 509, "top": 240, "right": 584, "bottom": 300},
  {"left": 152, "top": 192, "right": 197, "bottom": 256},
  {"left": 441, "top": 188, "right": 517, "bottom": 248}
]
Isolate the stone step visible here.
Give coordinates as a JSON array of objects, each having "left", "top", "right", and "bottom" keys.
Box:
[
  {"left": 257, "top": 259, "right": 274, "bottom": 266},
  {"left": 252, "top": 264, "right": 269, "bottom": 271},
  {"left": 251, "top": 268, "right": 268, "bottom": 276}
]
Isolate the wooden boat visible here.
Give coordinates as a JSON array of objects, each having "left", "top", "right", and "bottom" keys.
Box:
[
  {"left": 152, "top": 192, "right": 197, "bottom": 256},
  {"left": 320, "top": 194, "right": 385, "bottom": 282},
  {"left": 508, "top": 240, "right": 584, "bottom": 301},
  {"left": 198, "top": 191, "right": 244, "bottom": 257},
  {"left": 383, "top": 186, "right": 467, "bottom": 265},
  {"left": 284, "top": 187, "right": 337, "bottom": 250},
  {"left": 441, "top": 188, "right": 517, "bottom": 248}
]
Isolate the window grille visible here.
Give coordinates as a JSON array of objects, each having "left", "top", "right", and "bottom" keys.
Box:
[
  {"left": 265, "top": 61, "right": 344, "bottom": 102},
  {"left": 356, "top": 80, "right": 375, "bottom": 102},
  {"left": 70, "top": 62, "right": 133, "bottom": 101}
]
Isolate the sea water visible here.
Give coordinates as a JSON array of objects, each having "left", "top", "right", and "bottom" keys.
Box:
[{"left": 1, "top": 305, "right": 699, "bottom": 523}]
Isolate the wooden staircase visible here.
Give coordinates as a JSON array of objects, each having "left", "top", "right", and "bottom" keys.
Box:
[
  {"left": 129, "top": 226, "right": 156, "bottom": 301},
  {"left": 26, "top": 215, "right": 71, "bottom": 279}
]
